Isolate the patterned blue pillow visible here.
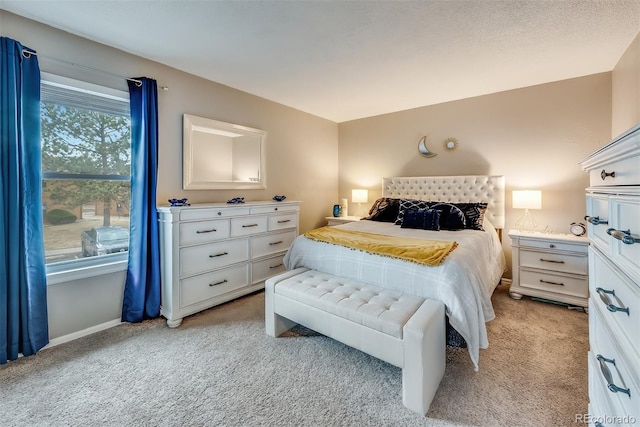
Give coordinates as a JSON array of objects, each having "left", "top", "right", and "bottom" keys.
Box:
[
  {"left": 454, "top": 202, "right": 488, "bottom": 231},
  {"left": 400, "top": 208, "right": 441, "bottom": 230},
  {"left": 394, "top": 199, "right": 430, "bottom": 225},
  {"left": 431, "top": 203, "right": 466, "bottom": 230},
  {"left": 365, "top": 198, "right": 401, "bottom": 222}
]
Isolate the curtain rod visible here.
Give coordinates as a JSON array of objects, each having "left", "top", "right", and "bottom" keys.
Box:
[{"left": 22, "top": 48, "right": 142, "bottom": 87}]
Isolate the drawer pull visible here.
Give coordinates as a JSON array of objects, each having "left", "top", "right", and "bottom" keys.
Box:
[
  {"left": 584, "top": 215, "right": 608, "bottom": 225},
  {"left": 209, "top": 279, "right": 228, "bottom": 287},
  {"left": 196, "top": 228, "right": 217, "bottom": 234},
  {"left": 242, "top": 223, "right": 259, "bottom": 228},
  {"left": 539, "top": 279, "right": 564, "bottom": 286},
  {"left": 269, "top": 240, "right": 283, "bottom": 246},
  {"left": 600, "top": 169, "right": 615, "bottom": 180},
  {"left": 277, "top": 219, "right": 291, "bottom": 224},
  {"left": 539, "top": 258, "right": 564, "bottom": 264},
  {"left": 606, "top": 228, "right": 640, "bottom": 245},
  {"left": 209, "top": 252, "right": 228, "bottom": 258},
  {"left": 269, "top": 263, "right": 284, "bottom": 269},
  {"left": 596, "top": 354, "right": 631, "bottom": 397},
  {"left": 596, "top": 287, "right": 630, "bottom": 315}
]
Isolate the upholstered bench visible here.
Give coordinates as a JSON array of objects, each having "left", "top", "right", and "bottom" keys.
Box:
[{"left": 265, "top": 267, "right": 445, "bottom": 415}]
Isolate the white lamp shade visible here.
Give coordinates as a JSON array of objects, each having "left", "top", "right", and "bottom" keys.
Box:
[
  {"left": 512, "top": 190, "right": 542, "bottom": 210},
  {"left": 351, "top": 189, "right": 368, "bottom": 203}
]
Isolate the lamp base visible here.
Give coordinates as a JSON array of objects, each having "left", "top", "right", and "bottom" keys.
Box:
[{"left": 515, "top": 209, "right": 539, "bottom": 231}]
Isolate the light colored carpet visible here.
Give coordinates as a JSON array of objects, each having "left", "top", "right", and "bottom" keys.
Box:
[{"left": 0, "top": 284, "right": 588, "bottom": 426}]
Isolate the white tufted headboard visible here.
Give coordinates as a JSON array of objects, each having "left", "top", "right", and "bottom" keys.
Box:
[{"left": 382, "top": 175, "right": 506, "bottom": 229}]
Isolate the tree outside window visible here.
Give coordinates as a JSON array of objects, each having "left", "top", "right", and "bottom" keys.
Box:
[{"left": 41, "top": 78, "right": 131, "bottom": 264}]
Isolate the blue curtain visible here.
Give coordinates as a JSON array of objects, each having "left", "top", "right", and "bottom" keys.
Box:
[
  {"left": 0, "top": 37, "right": 49, "bottom": 364},
  {"left": 122, "top": 77, "right": 160, "bottom": 322}
]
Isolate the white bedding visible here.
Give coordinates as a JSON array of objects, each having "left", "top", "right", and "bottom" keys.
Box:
[{"left": 283, "top": 219, "right": 506, "bottom": 370}]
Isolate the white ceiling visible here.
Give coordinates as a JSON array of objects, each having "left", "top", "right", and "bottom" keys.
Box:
[{"left": 2, "top": 1, "right": 639, "bottom": 123}]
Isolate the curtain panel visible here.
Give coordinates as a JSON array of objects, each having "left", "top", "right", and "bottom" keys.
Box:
[
  {"left": 122, "top": 77, "right": 160, "bottom": 322},
  {"left": 0, "top": 37, "right": 49, "bottom": 364}
]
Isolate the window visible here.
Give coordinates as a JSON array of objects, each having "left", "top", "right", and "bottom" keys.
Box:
[{"left": 40, "top": 73, "right": 131, "bottom": 270}]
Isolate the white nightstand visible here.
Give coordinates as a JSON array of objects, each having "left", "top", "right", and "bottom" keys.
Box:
[
  {"left": 508, "top": 229, "right": 589, "bottom": 307},
  {"left": 326, "top": 216, "right": 361, "bottom": 226}
]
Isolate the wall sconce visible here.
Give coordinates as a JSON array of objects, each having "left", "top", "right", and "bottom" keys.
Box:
[
  {"left": 512, "top": 190, "right": 542, "bottom": 231},
  {"left": 352, "top": 189, "right": 369, "bottom": 218}
]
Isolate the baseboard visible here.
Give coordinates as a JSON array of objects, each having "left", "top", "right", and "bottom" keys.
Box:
[{"left": 44, "top": 318, "right": 122, "bottom": 350}]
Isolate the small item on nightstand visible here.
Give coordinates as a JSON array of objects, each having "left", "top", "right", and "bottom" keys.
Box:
[
  {"left": 272, "top": 195, "right": 286, "bottom": 202},
  {"left": 168, "top": 198, "right": 190, "bottom": 206},
  {"left": 569, "top": 222, "right": 586, "bottom": 236},
  {"left": 333, "top": 204, "right": 342, "bottom": 217},
  {"left": 227, "top": 197, "right": 245, "bottom": 204}
]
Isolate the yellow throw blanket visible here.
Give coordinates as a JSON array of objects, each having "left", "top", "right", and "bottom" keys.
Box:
[{"left": 303, "top": 226, "right": 458, "bottom": 267}]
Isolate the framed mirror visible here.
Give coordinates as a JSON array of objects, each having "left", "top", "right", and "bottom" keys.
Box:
[{"left": 183, "top": 114, "right": 266, "bottom": 190}]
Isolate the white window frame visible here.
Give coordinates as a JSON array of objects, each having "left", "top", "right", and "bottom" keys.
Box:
[{"left": 41, "top": 73, "right": 131, "bottom": 285}]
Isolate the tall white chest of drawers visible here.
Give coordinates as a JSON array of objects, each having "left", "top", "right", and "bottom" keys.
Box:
[
  {"left": 579, "top": 124, "right": 639, "bottom": 426},
  {"left": 157, "top": 201, "right": 300, "bottom": 327}
]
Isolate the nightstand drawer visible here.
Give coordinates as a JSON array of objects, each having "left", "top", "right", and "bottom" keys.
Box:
[
  {"left": 519, "top": 237, "right": 587, "bottom": 254},
  {"left": 519, "top": 249, "right": 587, "bottom": 275},
  {"left": 520, "top": 268, "right": 588, "bottom": 298}
]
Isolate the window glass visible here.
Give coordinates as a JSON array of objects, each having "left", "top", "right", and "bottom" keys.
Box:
[{"left": 41, "top": 75, "right": 131, "bottom": 265}]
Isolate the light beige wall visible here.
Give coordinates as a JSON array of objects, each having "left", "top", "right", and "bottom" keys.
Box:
[
  {"left": 338, "top": 74, "right": 612, "bottom": 277},
  {"left": 612, "top": 31, "right": 640, "bottom": 137},
  {"left": 1, "top": 11, "right": 338, "bottom": 234},
  {"left": 1, "top": 11, "right": 338, "bottom": 340}
]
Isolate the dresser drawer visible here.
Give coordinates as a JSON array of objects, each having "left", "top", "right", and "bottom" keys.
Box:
[
  {"left": 181, "top": 264, "right": 249, "bottom": 307},
  {"left": 589, "top": 307, "right": 639, "bottom": 421},
  {"left": 588, "top": 351, "right": 627, "bottom": 426},
  {"left": 251, "top": 230, "right": 296, "bottom": 259},
  {"left": 268, "top": 213, "right": 299, "bottom": 231},
  {"left": 251, "top": 254, "right": 286, "bottom": 284},
  {"left": 251, "top": 203, "right": 300, "bottom": 214},
  {"left": 179, "top": 206, "right": 250, "bottom": 221},
  {"left": 230, "top": 215, "right": 268, "bottom": 237},
  {"left": 180, "top": 239, "right": 248, "bottom": 277},
  {"left": 519, "top": 249, "right": 587, "bottom": 275},
  {"left": 589, "top": 246, "right": 640, "bottom": 360},
  {"left": 608, "top": 196, "right": 640, "bottom": 279},
  {"left": 179, "top": 219, "right": 230, "bottom": 245},
  {"left": 519, "top": 268, "right": 588, "bottom": 298},
  {"left": 585, "top": 194, "right": 611, "bottom": 253}
]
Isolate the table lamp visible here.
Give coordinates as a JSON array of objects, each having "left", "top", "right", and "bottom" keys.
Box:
[
  {"left": 352, "top": 189, "right": 368, "bottom": 218},
  {"left": 512, "top": 190, "right": 542, "bottom": 231}
]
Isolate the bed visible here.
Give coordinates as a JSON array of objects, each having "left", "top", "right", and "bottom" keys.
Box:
[{"left": 283, "top": 175, "right": 506, "bottom": 370}]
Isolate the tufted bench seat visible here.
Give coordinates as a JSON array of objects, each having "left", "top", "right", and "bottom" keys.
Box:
[{"left": 265, "top": 267, "right": 445, "bottom": 415}]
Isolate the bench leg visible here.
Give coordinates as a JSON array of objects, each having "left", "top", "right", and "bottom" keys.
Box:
[
  {"left": 402, "top": 300, "right": 446, "bottom": 415},
  {"left": 265, "top": 269, "right": 308, "bottom": 337}
]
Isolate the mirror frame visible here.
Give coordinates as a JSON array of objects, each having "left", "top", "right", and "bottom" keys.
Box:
[{"left": 183, "top": 114, "right": 266, "bottom": 190}]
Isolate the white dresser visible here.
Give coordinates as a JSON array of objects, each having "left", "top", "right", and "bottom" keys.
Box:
[
  {"left": 579, "top": 124, "right": 639, "bottom": 426},
  {"left": 157, "top": 201, "right": 301, "bottom": 327},
  {"left": 508, "top": 230, "right": 589, "bottom": 308}
]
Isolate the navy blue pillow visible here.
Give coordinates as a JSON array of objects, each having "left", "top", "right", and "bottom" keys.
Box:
[
  {"left": 431, "top": 203, "right": 466, "bottom": 230},
  {"left": 395, "top": 199, "right": 430, "bottom": 225},
  {"left": 400, "top": 208, "right": 441, "bottom": 230}
]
